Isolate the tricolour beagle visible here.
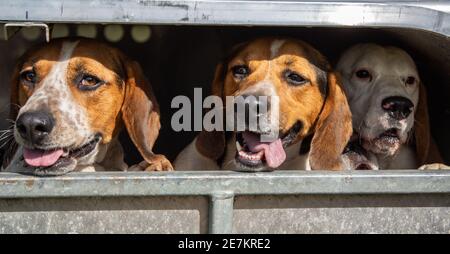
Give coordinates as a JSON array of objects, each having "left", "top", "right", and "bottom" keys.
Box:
[
  {"left": 2, "top": 38, "right": 173, "bottom": 176},
  {"left": 174, "top": 37, "right": 353, "bottom": 171},
  {"left": 336, "top": 43, "right": 446, "bottom": 169}
]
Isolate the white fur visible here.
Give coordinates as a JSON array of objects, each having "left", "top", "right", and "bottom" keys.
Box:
[
  {"left": 270, "top": 39, "right": 285, "bottom": 58},
  {"left": 336, "top": 43, "right": 419, "bottom": 169},
  {"left": 174, "top": 136, "right": 308, "bottom": 171},
  {"left": 5, "top": 40, "right": 127, "bottom": 173},
  {"left": 173, "top": 137, "right": 221, "bottom": 171},
  {"left": 174, "top": 39, "right": 311, "bottom": 171}
]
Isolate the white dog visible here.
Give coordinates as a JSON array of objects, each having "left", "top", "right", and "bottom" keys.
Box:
[{"left": 336, "top": 43, "right": 445, "bottom": 169}]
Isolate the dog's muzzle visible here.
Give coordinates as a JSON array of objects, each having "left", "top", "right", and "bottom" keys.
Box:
[{"left": 12, "top": 110, "right": 102, "bottom": 176}]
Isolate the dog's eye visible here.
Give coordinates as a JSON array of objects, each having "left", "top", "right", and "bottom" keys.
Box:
[
  {"left": 78, "top": 75, "right": 104, "bottom": 90},
  {"left": 231, "top": 65, "right": 250, "bottom": 79},
  {"left": 355, "top": 69, "right": 372, "bottom": 81},
  {"left": 20, "top": 70, "right": 37, "bottom": 84},
  {"left": 284, "top": 70, "right": 306, "bottom": 86},
  {"left": 405, "top": 76, "right": 416, "bottom": 85}
]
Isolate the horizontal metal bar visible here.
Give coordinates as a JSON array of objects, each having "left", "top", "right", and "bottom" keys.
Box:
[
  {"left": 0, "top": 1, "right": 449, "bottom": 36},
  {"left": 0, "top": 170, "right": 450, "bottom": 198}
]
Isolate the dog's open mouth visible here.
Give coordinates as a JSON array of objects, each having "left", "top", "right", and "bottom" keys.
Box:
[
  {"left": 20, "top": 135, "right": 101, "bottom": 175},
  {"left": 362, "top": 128, "right": 401, "bottom": 156},
  {"left": 376, "top": 128, "right": 400, "bottom": 144},
  {"left": 234, "top": 122, "right": 301, "bottom": 171}
]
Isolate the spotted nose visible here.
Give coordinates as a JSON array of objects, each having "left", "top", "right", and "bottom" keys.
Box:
[
  {"left": 382, "top": 96, "right": 414, "bottom": 120},
  {"left": 16, "top": 111, "right": 55, "bottom": 145}
]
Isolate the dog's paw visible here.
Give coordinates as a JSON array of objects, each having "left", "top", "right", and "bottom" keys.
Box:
[
  {"left": 419, "top": 163, "right": 450, "bottom": 170},
  {"left": 129, "top": 155, "right": 174, "bottom": 171}
]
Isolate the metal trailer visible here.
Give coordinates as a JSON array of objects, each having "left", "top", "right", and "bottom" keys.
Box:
[{"left": 1, "top": 0, "right": 450, "bottom": 234}]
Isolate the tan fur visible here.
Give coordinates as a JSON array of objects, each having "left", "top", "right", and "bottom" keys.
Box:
[
  {"left": 185, "top": 37, "right": 352, "bottom": 170},
  {"left": 195, "top": 63, "right": 226, "bottom": 161},
  {"left": 414, "top": 83, "right": 443, "bottom": 165},
  {"left": 309, "top": 72, "right": 353, "bottom": 170},
  {"left": 121, "top": 61, "right": 172, "bottom": 171},
  {"left": 5, "top": 38, "right": 172, "bottom": 172}
]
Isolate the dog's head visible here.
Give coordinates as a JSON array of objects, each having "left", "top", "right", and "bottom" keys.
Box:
[
  {"left": 336, "top": 43, "right": 430, "bottom": 161},
  {"left": 197, "top": 37, "right": 352, "bottom": 171},
  {"left": 7, "top": 38, "right": 160, "bottom": 175}
]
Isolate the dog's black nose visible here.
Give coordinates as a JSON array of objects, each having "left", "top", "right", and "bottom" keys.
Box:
[
  {"left": 16, "top": 111, "right": 55, "bottom": 145},
  {"left": 382, "top": 96, "right": 414, "bottom": 120},
  {"left": 235, "top": 94, "right": 270, "bottom": 129}
]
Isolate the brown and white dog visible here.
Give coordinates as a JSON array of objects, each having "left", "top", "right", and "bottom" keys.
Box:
[
  {"left": 174, "top": 37, "right": 353, "bottom": 171},
  {"left": 337, "top": 43, "right": 445, "bottom": 169},
  {"left": 2, "top": 38, "right": 173, "bottom": 176}
]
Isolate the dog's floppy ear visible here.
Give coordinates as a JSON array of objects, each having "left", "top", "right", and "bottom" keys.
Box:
[
  {"left": 309, "top": 72, "right": 353, "bottom": 170},
  {"left": 414, "top": 83, "right": 443, "bottom": 165},
  {"left": 121, "top": 58, "right": 172, "bottom": 170},
  {"left": 195, "top": 63, "right": 227, "bottom": 161}
]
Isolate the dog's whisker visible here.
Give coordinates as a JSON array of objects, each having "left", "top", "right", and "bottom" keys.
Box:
[
  {"left": 0, "top": 136, "right": 14, "bottom": 149},
  {"left": 6, "top": 118, "right": 16, "bottom": 124},
  {"left": 0, "top": 134, "right": 10, "bottom": 140},
  {"left": 4, "top": 139, "right": 18, "bottom": 164},
  {"left": 0, "top": 130, "right": 13, "bottom": 139},
  {"left": 0, "top": 136, "right": 13, "bottom": 144},
  {"left": 0, "top": 128, "right": 13, "bottom": 135},
  {"left": 0, "top": 129, "right": 13, "bottom": 135}
]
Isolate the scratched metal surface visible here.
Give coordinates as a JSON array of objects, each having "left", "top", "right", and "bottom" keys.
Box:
[
  {"left": 2, "top": 194, "right": 449, "bottom": 233},
  {"left": 233, "top": 194, "right": 450, "bottom": 233},
  {"left": 1, "top": 171, "right": 450, "bottom": 197},
  {"left": 1, "top": 1, "right": 450, "bottom": 36},
  {"left": 0, "top": 196, "right": 209, "bottom": 233},
  {"left": 0, "top": 171, "right": 450, "bottom": 233}
]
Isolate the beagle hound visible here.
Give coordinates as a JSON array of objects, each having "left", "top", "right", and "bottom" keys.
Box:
[
  {"left": 2, "top": 38, "right": 173, "bottom": 176},
  {"left": 337, "top": 43, "right": 445, "bottom": 169},
  {"left": 174, "top": 37, "right": 353, "bottom": 171}
]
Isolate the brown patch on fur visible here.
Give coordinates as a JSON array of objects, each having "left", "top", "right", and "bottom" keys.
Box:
[
  {"left": 224, "top": 39, "right": 328, "bottom": 140},
  {"left": 119, "top": 57, "right": 173, "bottom": 170},
  {"left": 66, "top": 47, "right": 126, "bottom": 144},
  {"left": 196, "top": 38, "right": 352, "bottom": 170},
  {"left": 6, "top": 38, "right": 172, "bottom": 170},
  {"left": 414, "top": 83, "right": 443, "bottom": 165},
  {"left": 309, "top": 72, "right": 353, "bottom": 170},
  {"left": 196, "top": 63, "right": 227, "bottom": 160}
]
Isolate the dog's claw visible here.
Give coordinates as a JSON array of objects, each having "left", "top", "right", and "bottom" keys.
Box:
[{"left": 129, "top": 155, "right": 174, "bottom": 171}]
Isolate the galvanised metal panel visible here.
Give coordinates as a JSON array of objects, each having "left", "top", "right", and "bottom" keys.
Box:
[
  {"left": 233, "top": 194, "right": 450, "bottom": 233},
  {"left": 0, "top": 196, "right": 209, "bottom": 234},
  {"left": 0, "top": 171, "right": 450, "bottom": 233},
  {"left": 1, "top": 171, "right": 450, "bottom": 198},
  {"left": 1, "top": 1, "right": 450, "bottom": 36}
]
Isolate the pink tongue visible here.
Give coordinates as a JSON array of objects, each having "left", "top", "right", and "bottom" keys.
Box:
[
  {"left": 242, "top": 132, "right": 286, "bottom": 168},
  {"left": 23, "top": 148, "right": 64, "bottom": 167}
]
